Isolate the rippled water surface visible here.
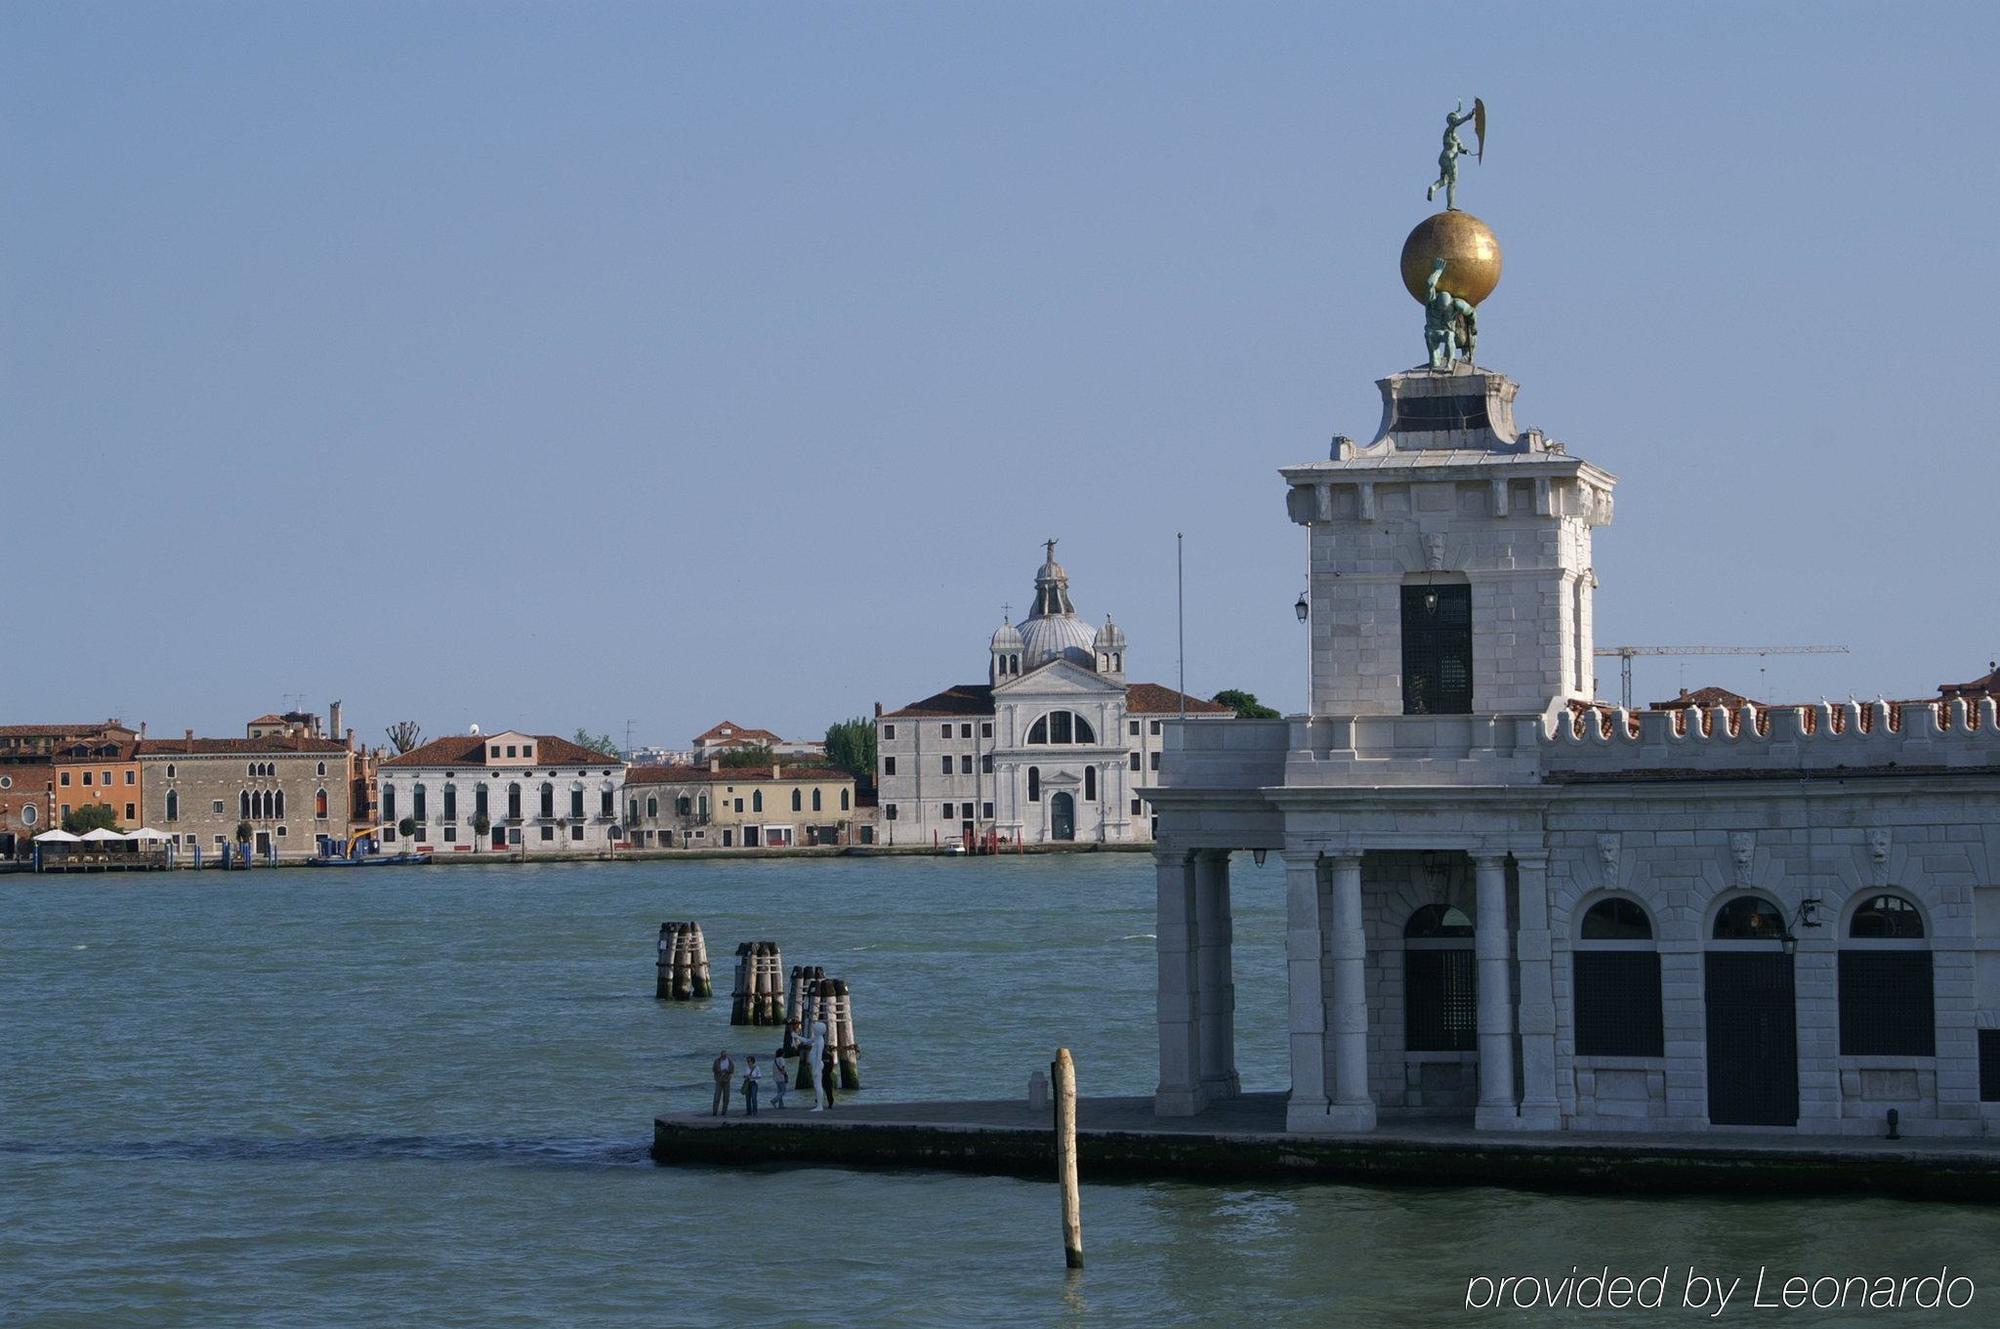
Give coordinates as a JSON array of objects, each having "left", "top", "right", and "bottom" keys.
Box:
[{"left": 5, "top": 854, "right": 1996, "bottom": 1326}]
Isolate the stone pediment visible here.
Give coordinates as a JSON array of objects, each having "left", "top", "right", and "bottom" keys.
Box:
[{"left": 996, "top": 657, "right": 1121, "bottom": 699}]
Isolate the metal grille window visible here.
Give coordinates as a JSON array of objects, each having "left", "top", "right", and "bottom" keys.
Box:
[
  {"left": 1401, "top": 583, "right": 1472, "bottom": 715},
  {"left": 1574, "top": 952, "right": 1664, "bottom": 1056},
  {"left": 1838, "top": 951, "right": 1935, "bottom": 1056},
  {"left": 1392, "top": 393, "right": 1490, "bottom": 433},
  {"left": 1404, "top": 904, "right": 1476, "bottom": 1053},
  {"left": 1981, "top": 1031, "right": 2000, "bottom": 1103}
]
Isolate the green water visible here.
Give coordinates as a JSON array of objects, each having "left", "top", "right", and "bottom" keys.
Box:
[{"left": 3, "top": 854, "right": 1994, "bottom": 1326}]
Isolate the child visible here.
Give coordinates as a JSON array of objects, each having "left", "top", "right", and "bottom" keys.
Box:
[
  {"left": 742, "top": 1055, "right": 762, "bottom": 1116},
  {"left": 772, "top": 1052, "right": 790, "bottom": 1109}
]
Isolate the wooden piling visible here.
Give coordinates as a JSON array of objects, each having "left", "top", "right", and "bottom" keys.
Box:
[
  {"left": 1053, "top": 1047, "right": 1082, "bottom": 1269},
  {"left": 831, "top": 978, "right": 861, "bottom": 1090},
  {"left": 655, "top": 922, "right": 712, "bottom": 1002},
  {"left": 794, "top": 966, "right": 825, "bottom": 1089},
  {"left": 729, "top": 942, "right": 787, "bottom": 1026}
]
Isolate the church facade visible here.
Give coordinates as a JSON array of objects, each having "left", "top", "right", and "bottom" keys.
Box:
[
  {"left": 1145, "top": 358, "right": 2000, "bottom": 1139},
  {"left": 873, "top": 544, "right": 1232, "bottom": 848}
]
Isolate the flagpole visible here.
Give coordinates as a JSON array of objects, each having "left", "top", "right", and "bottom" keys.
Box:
[{"left": 1177, "top": 532, "right": 1185, "bottom": 720}]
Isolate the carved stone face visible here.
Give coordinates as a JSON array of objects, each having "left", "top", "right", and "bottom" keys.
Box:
[
  {"left": 1596, "top": 833, "right": 1618, "bottom": 874},
  {"left": 1730, "top": 832, "right": 1755, "bottom": 871},
  {"left": 1422, "top": 533, "right": 1447, "bottom": 573},
  {"left": 1867, "top": 829, "right": 1891, "bottom": 862}
]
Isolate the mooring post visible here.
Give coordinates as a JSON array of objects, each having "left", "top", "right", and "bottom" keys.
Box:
[
  {"left": 1054, "top": 1047, "right": 1082, "bottom": 1269},
  {"left": 729, "top": 942, "right": 753, "bottom": 1023},
  {"left": 691, "top": 924, "right": 713, "bottom": 999},
  {"left": 655, "top": 923, "right": 673, "bottom": 999},
  {"left": 832, "top": 978, "right": 861, "bottom": 1089}
]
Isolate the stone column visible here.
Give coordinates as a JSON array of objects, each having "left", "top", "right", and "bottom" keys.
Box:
[
  {"left": 1194, "top": 850, "right": 1240, "bottom": 1101},
  {"left": 1512, "top": 852, "right": 1560, "bottom": 1129},
  {"left": 1327, "top": 853, "right": 1377, "bottom": 1130},
  {"left": 1473, "top": 853, "right": 1518, "bottom": 1130},
  {"left": 1282, "top": 849, "right": 1333, "bottom": 1131},
  {"left": 1154, "top": 848, "right": 1205, "bottom": 1116}
]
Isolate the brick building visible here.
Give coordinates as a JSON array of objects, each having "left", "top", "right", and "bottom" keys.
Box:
[{"left": 137, "top": 731, "right": 354, "bottom": 862}]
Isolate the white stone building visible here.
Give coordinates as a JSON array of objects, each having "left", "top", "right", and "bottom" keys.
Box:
[
  {"left": 378, "top": 731, "right": 625, "bottom": 855},
  {"left": 1146, "top": 360, "right": 2000, "bottom": 1139},
  {"left": 874, "top": 544, "right": 1233, "bottom": 848}
]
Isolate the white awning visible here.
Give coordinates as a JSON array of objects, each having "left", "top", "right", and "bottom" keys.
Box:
[
  {"left": 78, "top": 827, "right": 127, "bottom": 841},
  {"left": 34, "top": 829, "right": 82, "bottom": 842},
  {"left": 127, "top": 827, "right": 174, "bottom": 841}
]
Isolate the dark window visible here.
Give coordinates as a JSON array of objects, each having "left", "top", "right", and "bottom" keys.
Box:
[
  {"left": 1574, "top": 953, "right": 1665, "bottom": 1056},
  {"left": 508, "top": 783, "right": 521, "bottom": 819},
  {"left": 1401, "top": 583, "right": 1472, "bottom": 715},
  {"left": 1049, "top": 711, "right": 1071, "bottom": 743},
  {"left": 571, "top": 823, "right": 584, "bottom": 841},
  {"left": 1981, "top": 1031, "right": 2000, "bottom": 1103},
  {"left": 240, "top": 790, "right": 250, "bottom": 818},
  {"left": 885, "top": 804, "right": 898, "bottom": 821},
  {"left": 941, "top": 724, "right": 950, "bottom": 738},
  {"left": 1404, "top": 950, "right": 1477, "bottom": 1052},
  {"left": 1150, "top": 720, "right": 1161, "bottom": 735},
  {"left": 1581, "top": 898, "right": 1653, "bottom": 941},
  {"left": 540, "top": 784, "right": 554, "bottom": 819},
  {"left": 960, "top": 724, "right": 972, "bottom": 738},
  {"left": 1130, "top": 798, "right": 1142, "bottom": 815},
  {"left": 1713, "top": 896, "right": 1786, "bottom": 941},
  {"left": 883, "top": 724, "right": 896, "bottom": 740},
  {"left": 960, "top": 755, "right": 972, "bottom": 774},
  {"left": 1149, "top": 752, "right": 1160, "bottom": 771},
  {"left": 522, "top": 745, "right": 533, "bottom": 760},
  {"left": 981, "top": 754, "right": 993, "bottom": 774},
  {"left": 752, "top": 791, "right": 763, "bottom": 813},
  {"left": 541, "top": 825, "right": 554, "bottom": 841},
  {"left": 982, "top": 801, "right": 993, "bottom": 818},
  {"left": 165, "top": 790, "right": 178, "bottom": 822},
  {"left": 1129, "top": 752, "right": 1141, "bottom": 771},
  {"left": 647, "top": 796, "right": 659, "bottom": 818},
  {"left": 792, "top": 789, "right": 803, "bottom": 812},
  {"left": 1084, "top": 766, "right": 1096, "bottom": 801},
  {"left": 941, "top": 803, "right": 952, "bottom": 818},
  {"left": 1129, "top": 720, "right": 1139, "bottom": 736},
  {"left": 443, "top": 785, "right": 456, "bottom": 821},
  {"left": 1406, "top": 904, "right": 1475, "bottom": 938},
  {"left": 1850, "top": 894, "right": 1925, "bottom": 939},
  {"left": 600, "top": 789, "right": 613, "bottom": 817},
  {"left": 940, "top": 756, "right": 952, "bottom": 775},
  {"left": 840, "top": 789, "right": 849, "bottom": 811},
  {"left": 1027, "top": 767, "right": 1040, "bottom": 802},
  {"left": 475, "top": 786, "right": 489, "bottom": 821},
  {"left": 570, "top": 787, "right": 584, "bottom": 819},
  {"left": 981, "top": 723, "right": 992, "bottom": 738},
  {"left": 883, "top": 756, "right": 896, "bottom": 776},
  {"left": 1391, "top": 392, "right": 1490, "bottom": 433},
  {"left": 1838, "top": 951, "right": 1935, "bottom": 1056}
]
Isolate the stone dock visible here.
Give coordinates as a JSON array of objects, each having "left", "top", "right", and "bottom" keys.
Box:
[{"left": 653, "top": 1092, "right": 2000, "bottom": 1201}]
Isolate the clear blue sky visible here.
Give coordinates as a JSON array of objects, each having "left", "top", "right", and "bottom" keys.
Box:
[{"left": 7, "top": 4, "right": 1995, "bottom": 748}]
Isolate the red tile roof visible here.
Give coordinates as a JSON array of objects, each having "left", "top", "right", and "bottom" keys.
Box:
[
  {"left": 136, "top": 735, "right": 349, "bottom": 756},
  {"left": 626, "top": 763, "right": 853, "bottom": 785},
  {"left": 1939, "top": 664, "right": 2000, "bottom": 699},
  {"left": 380, "top": 734, "right": 615, "bottom": 768},
  {"left": 54, "top": 739, "right": 138, "bottom": 762},
  {"left": 1647, "top": 686, "right": 1758, "bottom": 711},
  {"left": 1123, "top": 683, "right": 1235, "bottom": 715},
  {"left": 883, "top": 685, "right": 996, "bottom": 719},
  {"left": 0, "top": 723, "right": 129, "bottom": 739},
  {"left": 693, "top": 720, "right": 784, "bottom": 745}
]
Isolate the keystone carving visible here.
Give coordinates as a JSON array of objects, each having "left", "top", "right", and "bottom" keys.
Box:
[
  {"left": 1422, "top": 532, "right": 1447, "bottom": 572},
  {"left": 1596, "top": 833, "right": 1619, "bottom": 883},
  {"left": 1729, "top": 831, "right": 1755, "bottom": 884},
  {"left": 1867, "top": 829, "right": 1891, "bottom": 886}
]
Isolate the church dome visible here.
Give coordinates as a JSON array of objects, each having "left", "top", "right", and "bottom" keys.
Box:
[
  {"left": 1094, "top": 616, "right": 1127, "bottom": 652},
  {"left": 991, "top": 619, "right": 1025, "bottom": 652},
  {"left": 1018, "top": 538, "right": 1098, "bottom": 670}
]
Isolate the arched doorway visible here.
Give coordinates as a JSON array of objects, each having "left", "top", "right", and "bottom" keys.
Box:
[
  {"left": 1049, "top": 791, "right": 1075, "bottom": 841},
  {"left": 1704, "top": 894, "right": 1798, "bottom": 1126}
]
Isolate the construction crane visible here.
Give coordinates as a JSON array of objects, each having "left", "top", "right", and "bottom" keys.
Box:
[{"left": 1594, "top": 645, "right": 1850, "bottom": 710}]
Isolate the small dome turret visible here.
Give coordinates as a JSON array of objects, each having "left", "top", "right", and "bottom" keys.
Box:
[
  {"left": 1094, "top": 616, "right": 1127, "bottom": 678},
  {"left": 990, "top": 614, "right": 1026, "bottom": 684}
]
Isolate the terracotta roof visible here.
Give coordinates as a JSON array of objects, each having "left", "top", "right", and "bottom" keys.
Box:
[
  {"left": 54, "top": 739, "right": 138, "bottom": 762},
  {"left": 883, "top": 685, "right": 996, "bottom": 719},
  {"left": 1647, "top": 686, "right": 1759, "bottom": 711},
  {"left": 136, "top": 735, "right": 349, "bottom": 756},
  {"left": 380, "top": 733, "right": 617, "bottom": 768},
  {"left": 1124, "top": 683, "right": 1235, "bottom": 715},
  {"left": 0, "top": 723, "right": 126, "bottom": 739},
  {"left": 693, "top": 720, "right": 784, "bottom": 745},
  {"left": 248, "top": 713, "right": 287, "bottom": 725},
  {"left": 626, "top": 763, "right": 853, "bottom": 785},
  {"left": 1940, "top": 663, "right": 2000, "bottom": 699}
]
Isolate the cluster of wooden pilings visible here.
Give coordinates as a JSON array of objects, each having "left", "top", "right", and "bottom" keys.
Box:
[
  {"left": 729, "top": 941, "right": 786, "bottom": 1026},
  {"left": 786, "top": 967, "right": 861, "bottom": 1090},
  {"left": 655, "top": 922, "right": 713, "bottom": 1001}
]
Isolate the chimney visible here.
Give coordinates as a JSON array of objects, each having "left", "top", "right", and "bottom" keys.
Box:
[
  {"left": 329, "top": 700, "right": 344, "bottom": 740},
  {"left": 709, "top": 757, "right": 720, "bottom": 773},
  {"left": 874, "top": 702, "right": 882, "bottom": 717},
  {"left": 771, "top": 763, "right": 782, "bottom": 779},
  {"left": 139, "top": 721, "right": 147, "bottom": 739},
  {"left": 184, "top": 728, "right": 194, "bottom": 743},
  {"left": 345, "top": 727, "right": 356, "bottom": 753}
]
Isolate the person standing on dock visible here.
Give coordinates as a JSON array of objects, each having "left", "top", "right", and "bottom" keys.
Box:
[
  {"left": 771, "top": 1051, "right": 790, "bottom": 1109},
  {"left": 710, "top": 1049, "right": 734, "bottom": 1116},
  {"left": 742, "top": 1056, "right": 762, "bottom": 1116},
  {"left": 819, "top": 1043, "right": 837, "bottom": 1110},
  {"left": 806, "top": 1015, "right": 831, "bottom": 1111}
]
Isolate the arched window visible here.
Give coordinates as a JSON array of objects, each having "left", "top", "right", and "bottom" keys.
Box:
[
  {"left": 442, "top": 784, "right": 456, "bottom": 821},
  {"left": 166, "top": 764, "right": 175, "bottom": 778},
  {"left": 791, "top": 789, "right": 802, "bottom": 812},
  {"left": 570, "top": 785, "right": 585, "bottom": 819},
  {"left": 247, "top": 762, "right": 255, "bottom": 778},
  {"left": 507, "top": 783, "right": 521, "bottom": 820},
  {"left": 698, "top": 794, "right": 709, "bottom": 818},
  {"left": 1027, "top": 767, "right": 1040, "bottom": 802},
  {"left": 812, "top": 788, "right": 822, "bottom": 812},
  {"left": 382, "top": 784, "right": 397, "bottom": 822},
  {"left": 165, "top": 790, "right": 179, "bottom": 822},
  {"left": 1026, "top": 711, "right": 1096, "bottom": 745},
  {"left": 539, "top": 783, "right": 554, "bottom": 819},
  {"left": 1083, "top": 766, "right": 1097, "bottom": 801},
  {"left": 628, "top": 799, "right": 640, "bottom": 824},
  {"left": 412, "top": 784, "right": 427, "bottom": 822},
  {"left": 1010, "top": 653, "right": 1020, "bottom": 673},
  {"left": 315, "top": 788, "right": 329, "bottom": 818},
  {"left": 475, "top": 785, "right": 489, "bottom": 822},
  {"left": 752, "top": 790, "right": 763, "bottom": 813},
  {"left": 316, "top": 761, "right": 327, "bottom": 776},
  {"left": 274, "top": 789, "right": 285, "bottom": 819},
  {"left": 676, "top": 795, "right": 692, "bottom": 817},
  {"left": 1840, "top": 893, "right": 1934, "bottom": 1056},
  {"left": 647, "top": 796, "right": 659, "bottom": 818},
  {"left": 1405, "top": 904, "right": 1476, "bottom": 1052},
  {"left": 840, "top": 788, "right": 850, "bottom": 811},
  {"left": 240, "top": 790, "right": 251, "bottom": 819},
  {"left": 1573, "top": 898, "right": 1664, "bottom": 1056},
  {"left": 1712, "top": 895, "right": 1786, "bottom": 941}
]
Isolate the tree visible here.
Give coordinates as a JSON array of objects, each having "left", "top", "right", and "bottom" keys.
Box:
[
  {"left": 62, "top": 803, "right": 122, "bottom": 835},
  {"left": 471, "top": 812, "right": 491, "bottom": 838},
  {"left": 397, "top": 816, "right": 417, "bottom": 839},
  {"left": 386, "top": 721, "right": 424, "bottom": 755},
  {"left": 573, "top": 728, "right": 621, "bottom": 758},
  {"left": 824, "top": 718, "right": 877, "bottom": 784},
  {"left": 235, "top": 820, "right": 254, "bottom": 844},
  {"left": 1212, "top": 688, "right": 1280, "bottom": 719},
  {"left": 716, "top": 744, "right": 775, "bottom": 769}
]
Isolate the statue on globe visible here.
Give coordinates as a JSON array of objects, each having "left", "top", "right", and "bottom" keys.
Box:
[
  {"left": 1425, "top": 97, "right": 1486, "bottom": 211},
  {"left": 1423, "top": 259, "right": 1477, "bottom": 370}
]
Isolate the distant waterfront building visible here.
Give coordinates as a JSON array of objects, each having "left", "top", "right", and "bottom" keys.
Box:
[
  {"left": 690, "top": 721, "right": 824, "bottom": 764},
  {"left": 378, "top": 731, "right": 625, "bottom": 855},
  {"left": 137, "top": 728, "right": 355, "bottom": 862},
  {"left": 52, "top": 735, "right": 144, "bottom": 828},
  {"left": 1146, "top": 198, "right": 2000, "bottom": 1139},
  {"left": 873, "top": 544, "right": 1231, "bottom": 848},
  {"left": 1, "top": 720, "right": 136, "bottom": 856},
  {"left": 623, "top": 762, "right": 860, "bottom": 849}
]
